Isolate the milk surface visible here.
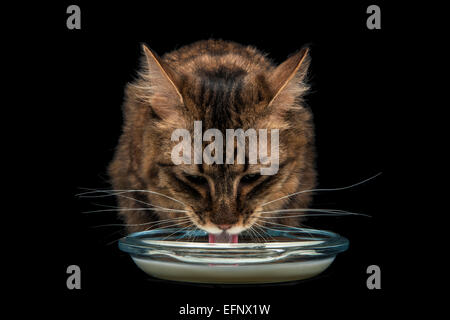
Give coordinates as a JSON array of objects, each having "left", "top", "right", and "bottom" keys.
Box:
[{"left": 132, "top": 256, "right": 335, "bottom": 284}]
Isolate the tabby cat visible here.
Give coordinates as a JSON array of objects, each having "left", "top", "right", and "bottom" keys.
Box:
[{"left": 108, "top": 40, "right": 316, "bottom": 243}]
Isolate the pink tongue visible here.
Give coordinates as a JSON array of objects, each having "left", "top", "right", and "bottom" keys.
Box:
[{"left": 209, "top": 232, "right": 238, "bottom": 243}]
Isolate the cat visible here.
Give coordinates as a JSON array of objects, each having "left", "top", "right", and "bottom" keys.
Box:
[{"left": 108, "top": 39, "right": 316, "bottom": 242}]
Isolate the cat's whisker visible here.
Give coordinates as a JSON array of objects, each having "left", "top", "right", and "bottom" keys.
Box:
[
  {"left": 247, "top": 225, "right": 262, "bottom": 242},
  {"left": 160, "top": 224, "right": 195, "bottom": 241},
  {"left": 78, "top": 189, "right": 156, "bottom": 209},
  {"left": 254, "top": 219, "right": 315, "bottom": 237},
  {"left": 253, "top": 222, "right": 291, "bottom": 236},
  {"left": 252, "top": 222, "right": 285, "bottom": 235},
  {"left": 104, "top": 222, "right": 201, "bottom": 247},
  {"left": 246, "top": 226, "right": 259, "bottom": 243},
  {"left": 77, "top": 188, "right": 187, "bottom": 207},
  {"left": 180, "top": 226, "right": 200, "bottom": 242},
  {"left": 88, "top": 203, "right": 124, "bottom": 209},
  {"left": 260, "top": 172, "right": 382, "bottom": 207},
  {"left": 183, "top": 227, "right": 196, "bottom": 242},
  {"left": 251, "top": 226, "right": 262, "bottom": 243},
  {"left": 80, "top": 190, "right": 186, "bottom": 213},
  {"left": 252, "top": 222, "right": 287, "bottom": 239},
  {"left": 191, "top": 232, "right": 200, "bottom": 243},
  {"left": 251, "top": 224, "right": 269, "bottom": 243},
  {"left": 258, "top": 213, "right": 368, "bottom": 219},
  {"left": 252, "top": 223, "right": 276, "bottom": 242},
  {"left": 92, "top": 216, "right": 191, "bottom": 228},
  {"left": 105, "top": 236, "right": 126, "bottom": 247},
  {"left": 151, "top": 220, "right": 192, "bottom": 230},
  {"left": 109, "top": 193, "right": 166, "bottom": 210},
  {"left": 259, "top": 208, "right": 371, "bottom": 217},
  {"left": 103, "top": 221, "right": 193, "bottom": 247},
  {"left": 143, "top": 220, "right": 193, "bottom": 234},
  {"left": 145, "top": 217, "right": 192, "bottom": 229},
  {"left": 84, "top": 207, "right": 191, "bottom": 214},
  {"left": 260, "top": 208, "right": 350, "bottom": 214}
]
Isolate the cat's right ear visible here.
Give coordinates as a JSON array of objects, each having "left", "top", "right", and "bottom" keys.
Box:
[
  {"left": 267, "top": 47, "right": 310, "bottom": 109},
  {"left": 135, "top": 44, "right": 184, "bottom": 123}
]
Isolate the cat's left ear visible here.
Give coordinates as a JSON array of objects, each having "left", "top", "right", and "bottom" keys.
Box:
[
  {"left": 138, "top": 44, "right": 184, "bottom": 123},
  {"left": 268, "top": 47, "right": 310, "bottom": 109}
]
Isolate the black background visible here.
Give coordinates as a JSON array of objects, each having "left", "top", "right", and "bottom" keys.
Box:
[{"left": 18, "top": 1, "right": 416, "bottom": 318}]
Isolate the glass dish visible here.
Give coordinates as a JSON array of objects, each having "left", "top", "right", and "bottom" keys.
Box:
[{"left": 118, "top": 226, "right": 349, "bottom": 284}]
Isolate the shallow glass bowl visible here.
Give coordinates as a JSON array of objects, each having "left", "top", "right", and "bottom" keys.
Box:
[{"left": 118, "top": 227, "right": 349, "bottom": 284}]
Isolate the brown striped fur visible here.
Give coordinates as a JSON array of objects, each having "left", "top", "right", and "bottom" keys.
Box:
[{"left": 108, "top": 40, "right": 316, "bottom": 235}]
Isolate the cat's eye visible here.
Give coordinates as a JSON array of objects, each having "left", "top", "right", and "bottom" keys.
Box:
[
  {"left": 185, "top": 174, "right": 208, "bottom": 185},
  {"left": 240, "top": 173, "right": 261, "bottom": 184}
]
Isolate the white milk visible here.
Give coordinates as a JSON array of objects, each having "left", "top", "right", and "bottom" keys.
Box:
[{"left": 132, "top": 256, "right": 335, "bottom": 284}]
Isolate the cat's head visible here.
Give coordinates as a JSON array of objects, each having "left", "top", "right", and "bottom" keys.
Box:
[{"left": 109, "top": 40, "right": 316, "bottom": 241}]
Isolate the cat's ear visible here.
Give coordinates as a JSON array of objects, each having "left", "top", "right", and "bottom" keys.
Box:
[
  {"left": 138, "top": 44, "right": 184, "bottom": 122},
  {"left": 268, "top": 47, "right": 310, "bottom": 108}
]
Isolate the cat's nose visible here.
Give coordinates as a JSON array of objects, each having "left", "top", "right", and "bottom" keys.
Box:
[{"left": 217, "top": 224, "right": 232, "bottom": 231}]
